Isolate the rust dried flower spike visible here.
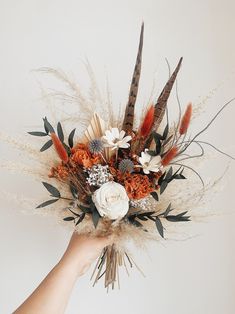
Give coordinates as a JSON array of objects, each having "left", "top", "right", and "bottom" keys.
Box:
[{"left": 27, "top": 23, "right": 235, "bottom": 290}]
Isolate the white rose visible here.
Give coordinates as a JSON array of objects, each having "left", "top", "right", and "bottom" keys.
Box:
[{"left": 92, "top": 181, "right": 129, "bottom": 220}]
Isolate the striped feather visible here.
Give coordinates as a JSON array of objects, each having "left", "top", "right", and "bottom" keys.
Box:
[
  {"left": 122, "top": 23, "right": 144, "bottom": 133},
  {"left": 153, "top": 57, "right": 183, "bottom": 132}
]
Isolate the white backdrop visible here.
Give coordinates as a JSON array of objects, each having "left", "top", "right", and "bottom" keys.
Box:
[{"left": 0, "top": 1, "right": 235, "bottom": 313}]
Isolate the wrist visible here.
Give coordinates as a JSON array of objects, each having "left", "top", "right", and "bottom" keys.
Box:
[{"left": 57, "top": 251, "right": 91, "bottom": 278}]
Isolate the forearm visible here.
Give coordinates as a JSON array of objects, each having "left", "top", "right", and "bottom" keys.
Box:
[
  {"left": 14, "top": 258, "right": 81, "bottom": 314},
  {"left": 13, "top": 233, "right": 111, "bottom": 314}
]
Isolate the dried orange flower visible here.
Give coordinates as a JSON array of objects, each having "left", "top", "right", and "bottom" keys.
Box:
[
  {"left": 48, "top": 164, "right": 69, "bottom": 180},
  {"left": 124, "top": 174, "right": 153, "bottom": 200},
  {"left": 71, "top": 144, "right": 101, "bottom": 168}
]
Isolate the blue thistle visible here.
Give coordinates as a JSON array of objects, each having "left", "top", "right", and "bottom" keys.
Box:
[
  {"left": 118, "top": 159, "right": 134, "bottom": 173},
  {"left": 88, "top": 139, "right": 104, "bottom": 154}
]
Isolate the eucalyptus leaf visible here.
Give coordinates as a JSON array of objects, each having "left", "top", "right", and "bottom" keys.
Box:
[
  {"left": 92, "top": 210, "right": 101, "bottom": 228},
  {"left": 129, "top": 219, "right": 143, "bottom": 228},
  {"left": 63, "top": 216, "right": 75, "bottom": 221},
  {"left": 151, "top": 192, "right": 159, "bottom": 201},
  {"left": 165, "top": 166, "right": 173, "bottom": 181},
  {"left": 160, "top": 180, "right": 168, "bottom": 194},
  {"left": 137, "top": 216, "right": 148, "bottom": 221},
  {"left": 162, "top": 124, "right": 169, "bottom": 140},
  {"left": 155, "top": 217, "right": 164, "bottom": 238},
  {"left": 63, "top": 143, "right": 71, "bottom": 155},
  {"left": 163, "top": 134, "right": 173, "bottom": 146},
  {"left": 42, "top": 182, "right": 61, "bottom": 198},
  {"left": 163, "top": 203, "right": 173, "bottom": 217},
  {"left": 43, "top": 117, "right": 54, "bottom": 134},
  {"left": 28, "top": 131, "right": 48, "bottom": 136},
  {"left": 158, "top": 172, "right": 165, "bottom": 185},
  {"left": 147, "top": 150, "right": 157, "bottom": 156},
  {"left": 79, "top": 205, "right": 92, "bottom": 213},
  {"left": 36, "top": 198, "right": 59, "bottom": 208},
  {"left": 75, "top": 212, "right": 86, "bottom": 225},
  {"left": 40, "top": 139, "right": 53, "bottom": 152},
  {"left": 68, "top": 128, "right": 76, "bottom": 148},
  {"left": 57, "top": 122, "right": 64, "bottom": 142},
  {"left": 69, "top": 183, "right": 78, "bottom": 199}
]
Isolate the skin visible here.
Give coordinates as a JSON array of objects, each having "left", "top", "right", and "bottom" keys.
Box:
[{"left": 14, "top": 232, "right": 112, "bottom": 314}]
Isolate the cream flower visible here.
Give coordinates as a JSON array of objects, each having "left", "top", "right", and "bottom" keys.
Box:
[
  {"left": 92, "top": 181, "right": 129, "bottom": 220},
  {"left": 138, "top": 149, "right": 162, "bottom": 174},
  {"left": 102, "top": 128, "right": 132, "bottom": 150}
]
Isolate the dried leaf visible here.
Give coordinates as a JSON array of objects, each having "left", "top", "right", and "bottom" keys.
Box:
[
  {"left": 28, "top": 131, "right": 47, "bottom": 136},
  {"left": 36, "top": 198, "right": 59, "bottom": 208},
  {"left": 57, "top": 122, "right": 64, "bottom": 142},
  {"left": 160, "top": 180, "right": 168, "bottom": 194},
  {"left": 40, "top": 139, "right": 53, "bottom": 152},
  {"left": 42, "top": 182, "right": 61, "bottom": 198},
  {"left": 155, "top": 217, "right": 164, "bottom": 238},
  {"left": 75, "top": 213, "right": 86, "bottom": 225},
  {"left": 68, "top": 128, "right": 76, "bottom": 148},
  {"left": 151, "top": 191, "right": 159, "bottom": 201},
  {"left": 63, "top": 216, "right": 75, "bottom": 221},
  {"left": 92, "top": 210, "right": 101, "bottom": 228},
  {"left": 43, "top": 117, "right": 54, "bottom": 134}
]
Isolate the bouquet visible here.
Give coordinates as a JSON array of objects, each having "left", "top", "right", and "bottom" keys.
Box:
[{"left": 6, "top": 23, "right": 234, "bottom": 290}]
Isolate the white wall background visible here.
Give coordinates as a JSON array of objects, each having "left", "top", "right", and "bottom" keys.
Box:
[{"left": 0, "top": 0, "right": 235, "bottom": 313}]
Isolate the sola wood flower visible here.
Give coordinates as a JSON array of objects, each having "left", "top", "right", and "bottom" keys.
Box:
[
  {"left": 138, "top": 149, "right": 162, "bottom": 174},
  {"left": 92, "top": 181, "right": 129, "bottom": 220},
  {"left": 102, "top": 128, "right": 132, "bottom": 150}
]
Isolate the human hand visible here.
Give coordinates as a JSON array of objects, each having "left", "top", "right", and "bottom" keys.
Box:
[{"left": 58, "top": 232, "right": 113, "bottom": 277}]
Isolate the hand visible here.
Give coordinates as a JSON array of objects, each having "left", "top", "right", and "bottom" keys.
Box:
[
  {"left": 14, "top": 232, "right": 113, "bottom": 314},
  {"left": 58, "top": 232, "right": 113, "bottom": 277}
]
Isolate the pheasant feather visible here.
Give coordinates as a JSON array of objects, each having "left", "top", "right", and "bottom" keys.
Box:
[{"left": 122, "top": 23, "right": 144, "bottom": 133}]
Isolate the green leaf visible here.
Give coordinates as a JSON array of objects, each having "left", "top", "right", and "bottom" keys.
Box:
[
  {"left": 79, "top": 205, "right": 92, "bottom": 213},
  {"left": 63, "top": 143, "right": 71, "bottom": 155},
  {"left": 166, "top": 215, "right": 190, "bottom": 222},
  {"left": 75, "top": 213, "right": 86, "bottom": 225},
  {"left": 163, "top": 203, "right": 173, "bottom": 217},
  {"left": 36, "top": 198, "right": 59, "bottom": 208},
  {"left": 162, "top": 124, "right": 169, "bottom": 140},
  {"left": 158, "top": 172, "right": 165, "bottom": 185},
  {"left": 63, "top": 216, "right": 75, "bottom": 221},
  {"left": 160, "top": 181, "right": 168, "bottom": 194},
  {"left": 129, "top": 219, "right": 143, "bottom": 228},
  {"left": 42, "top": 182, "right": 61, "bottom": 198},
  {"left": 166, "top": 211, "right": 191, "bottom": 222},
  {"left": 92, "top": 210, "right": 101, "bottom": 228},
  {"left": 153, "top": 132, "right": 163, "bottom": 142},
  {"left": 147, "top": 150, "right": 157, "bottom": 156},
  {"left": 69, "top": 183, "right": 78, "bottom": 199},
  {"left": 40, "top": 139, "right": 53, "bottom": 152},
  {"left": 57, "top": 122, "right": 64, "bottom": 142},
  {"left": 137, "top": 216, "right": 148, "bottom": 221},
  {"left": 68, "top": 128, "right": 76, "bottom": 148},
  {"left": 151, "top": 192, "right": 159, "bottom": 201},
  {"left": 28, "top": 131, "right": 48, "bottom": 136},
  {"left": 165, "top": 166, "right": 173, "bottom": 181},
  {"left": 43, "top": 117, "right": 54, "bottom": 134},
  {"left": 163, "top": 134, "right": 173, "bottom": 146},
  {"left": 155, "top": 217, "right": 164, "bottom": 238}
]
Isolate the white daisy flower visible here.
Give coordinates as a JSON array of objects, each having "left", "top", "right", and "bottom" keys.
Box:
[
  {"left": 102, "top": 128, "right": 132, "bottom": 150},
  {"left": 138, "top": 149, "right": 162, "bottom": 174}
]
